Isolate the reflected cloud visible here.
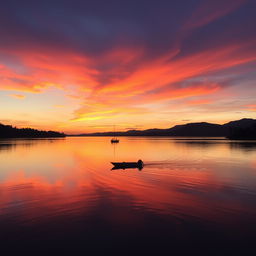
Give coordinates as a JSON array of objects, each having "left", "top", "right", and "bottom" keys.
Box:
[
  {"left": 0, "top": 137, "right": 255, "bottom": 256},
  {"left": 0, "top": 136, "right": 256, "bottom": 244}
]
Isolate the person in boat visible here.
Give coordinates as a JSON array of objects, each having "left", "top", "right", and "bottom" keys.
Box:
[{"left": 138, "top": 159, "right": 143, "bottom": 167}]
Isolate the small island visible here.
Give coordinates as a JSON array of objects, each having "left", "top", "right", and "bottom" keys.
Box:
[{"left": 0, "top": 123, "right": 66, "bottom": 138}]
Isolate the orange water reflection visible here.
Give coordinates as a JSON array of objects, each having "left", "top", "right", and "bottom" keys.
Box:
[{"left": 1, "top": 137, "right": 256, "bottom": 228}]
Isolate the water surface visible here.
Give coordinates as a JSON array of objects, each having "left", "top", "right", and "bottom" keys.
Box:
[{"left": 1, "top": 137, "right": 256, "bottom": 255}]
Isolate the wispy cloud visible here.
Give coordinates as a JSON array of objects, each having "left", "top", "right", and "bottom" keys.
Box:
[{"left": 9, "top": 94, "right": 26, "bottom": 99}]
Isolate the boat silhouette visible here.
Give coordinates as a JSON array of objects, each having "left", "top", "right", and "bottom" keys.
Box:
[
  {"left": 111, "top": 138, "right": 119, "bottom": 143},
  {"left": 111, "top": 125, "right": 119, "bottom": 143},
  {"left": 111, "top": 160, "right": 144, "bottom": 170}
]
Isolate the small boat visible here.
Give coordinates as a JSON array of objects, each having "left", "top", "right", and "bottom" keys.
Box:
[
  {"left": 110, "top": 125, "right": 119, "bottom": 143},
  {"left": 111, "top": 160, "right": 144, "bottom": 170}
]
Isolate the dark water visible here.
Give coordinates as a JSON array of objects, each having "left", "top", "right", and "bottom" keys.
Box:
[{"left": 1, "top": 137, "right": 256, "bottom": 255}]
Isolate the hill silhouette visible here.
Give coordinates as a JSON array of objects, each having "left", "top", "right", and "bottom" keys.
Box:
[
  {"left": 0, "top": 123, "right": 66, "bottom": 138},
  {"left": 76, "top": 118, "right": 256, "bottom": 138},
  {"left": 226, "top": 122, "right": 256, "bottom": 140}
]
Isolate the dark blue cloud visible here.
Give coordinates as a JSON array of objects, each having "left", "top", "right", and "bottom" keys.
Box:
[
  {"left": 177, "top": 0, "right": 256, "bottom": 59},
  {"left": 0, "top": 0, "right": 200, "bottom": 55}
]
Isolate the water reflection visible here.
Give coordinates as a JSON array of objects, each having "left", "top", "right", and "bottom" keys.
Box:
[
  {"left": 174, "top": 139, "right": 223, "bottom": 148},
  {"left": 0, "top": 143, "right": 15, "bottom": 151},
  {"left": 230, "top": 141, "right": 256, "bottom": 151},
  {"left": 174, "top": 138, "right": 256, "bottom": 152},
  {"left": 0, "top": 137, "right": 256, "bottom": 254},
  {"left": 0, "top": 138, "right": 65, "bottom": 152}
]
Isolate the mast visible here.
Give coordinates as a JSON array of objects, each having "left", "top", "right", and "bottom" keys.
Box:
[{"left": 114, "top": 125, "right": 116, "bottom": 139}]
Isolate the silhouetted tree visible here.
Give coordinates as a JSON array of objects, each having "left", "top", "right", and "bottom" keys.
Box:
[{"left": 0, "top": 123, "right": 66, "bottom": 138}]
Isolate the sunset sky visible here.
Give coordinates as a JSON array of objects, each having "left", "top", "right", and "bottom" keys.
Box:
[{"left": 0, "top": 0, "right": 255, "bottom": 133}]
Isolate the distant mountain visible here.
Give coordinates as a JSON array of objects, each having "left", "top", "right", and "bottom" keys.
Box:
[
  {"left": 0, "top": 123, "right": 66, "bottom": 138},
  {"left": 224, "top": 118, "right": 256, "bottom": 129},
  {"left": 168, "top": 122, "right": 225, "bottom": 136},
  {"left": 75, "top": 118, "right": 256, "bottom": 138},
  {"left": 225, "top": 119, "right": 256, "bottom": 140}
]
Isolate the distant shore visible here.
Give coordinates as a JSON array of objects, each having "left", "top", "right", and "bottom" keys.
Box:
[
  {"left": 0, "top": 123, "right": 66, "bottom": 138},
  {"left": 68, "top": 134, "right": 227, "bottom": 138},
  {"left": 1, "top": 118, "right": 255, "bottom": 139},
  {"left": 68, "top": 118, "right": 256, "bottom": 139}
]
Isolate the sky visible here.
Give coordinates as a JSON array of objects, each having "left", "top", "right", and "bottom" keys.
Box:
[{"left": 0, "top": 0, "right": 255, "bottom": 134}]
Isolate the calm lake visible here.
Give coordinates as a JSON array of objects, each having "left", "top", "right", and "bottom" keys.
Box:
[{"left": 1, "top": 137, "right": 256, "bottom": 255}]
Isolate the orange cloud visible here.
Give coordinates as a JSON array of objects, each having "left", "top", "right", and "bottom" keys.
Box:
[
  {"left": 71, "top": 105, "right": 149, "bottom": 122},
  {"left": 140, "top": 83, "right": 220, "bottom": 103},
  {"left": 1, "top": 37, "right": 256, "bottom": 131},
  {"left": 187, "top": 99, "right": 212, "bottom": 105},
  {"left": 246, "top": 104, "right": 256, "bottom": 111},
  {"left": 9, "top": 94, "right": 26, "bottom": 99},
  {"left": 0, "top": 49, "right": 99, "bottom": 93},
  {"left": 98, "top": 42, "right": 256, "bottom": 95}
]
